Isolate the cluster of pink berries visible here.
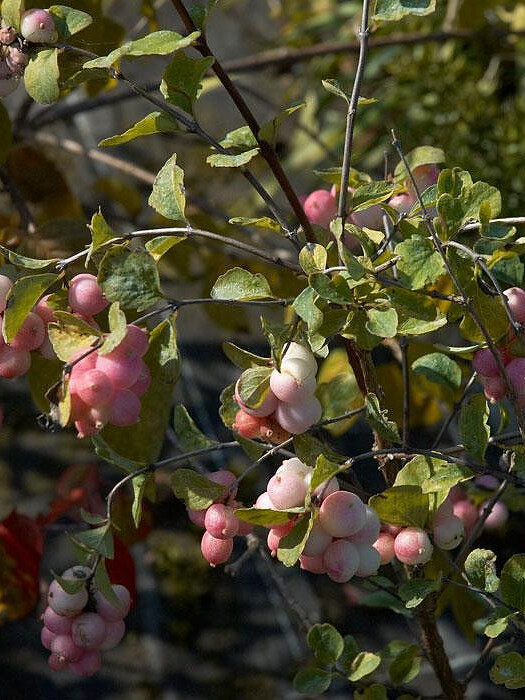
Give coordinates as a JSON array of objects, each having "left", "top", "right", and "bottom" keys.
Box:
[
  {"left": 301, "top": 164, "right": 440, "bottom": 231},
  {"left": 449, "top": 477, "right": 508, "bottom": 533},
  {"left": 233, "top": 342, "right": 322, "bottom": 442},
  {"left": 473, "top": 287, "right": 525, "bottom": 405},
  {"left": 41, "top": 566, "right": 131, "bottom": 676},
  {"left": 0, "top": 9, "right": 57, "bottom": 98},
  {"left": 256, "top": 458, "right": 381, "bottom": 582},
  {"left": 186, "top": 470, "right": 253, "bottom": 566}
]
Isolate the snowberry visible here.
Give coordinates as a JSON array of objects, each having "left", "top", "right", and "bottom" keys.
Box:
[
  {"left": 94, "top": 585, "right": 131, "bottom": 622},
  {"left": 453, "top": 499, "right": 479, "bottom": 532},
  {"left": 433, "top": 515, "right": 464, "bottom": 550},
  {"left": 0, "top": 24, "right": 17, "bottom": 45},
  {"left": 318, "top": 491, "right": 366, "bottom": 538},
  {"left": 349, "top": 506, "right": 381, "bottom": 545},
  {"left": 75, "top": 368, "right": 114, "bottom": 407},
  {"left": 480, "top": 375, "right": 506, "bottom": 403},
  {"left": 393, "top": 527, "right": 433, "bottom": 566},
  {"left": 50, "top": 634, "right": 84, "bottom": 662},
  {"left": 354, "top": 544, "right": 381, "bottom": 577},
  {"left": 269, "top": 368, "right": 316, "bottom": 404},
  {"left": 6, "top": 46, "right": 28, "bottom": 76},
  {"left": 302, "top": 189, "right": 337, "bottom": 229},
  {"left": 276, "top": 457, "right": 313, "bottom": 484},
  {"left": 505, "top": 357, "right": 525, "bottom": 406},
  {"left": 258, "top": 416, "right": 291, "bottom": 444},
  {"left": 267, "top": 471, "right": 307, "bottom": 510},
  {"left": 208, "top": 469, "right": 238, "bottom": 499},
  {"left": 99, "top": 619, "right": 126, "bottom": 651},
  {"left": 267, "top": 522, "right": 294, "bottom": 554},
  {"left": 233, "top": 409, "right": 262, "bottom": 439},
  {"left": 299, "top": 553, "right": 327, "bottom": 574},
  {"left": 187, "top": 508, "right": 207, "bottom": 528},
  {"left": 432, "top": 497, "right": 454, "bottom": 525},
  {"left": 35, "top": 294, "right": 56, "bottom": 323},
  {"left": 302, "top": 522, "right": 333, "bottom": 557},
  {"left": 9, "top": 311, "right": 45, "bottom": 351},
  {"left": 373, "top": 532, "right": 396, "bottom": 565},
  {"left": 118, "top": 325, "right": 149, "bottom": 357},
  {"left": 68, "top": 274, "right": 108, "bottom": 316},
  {"left": 72, "top": 612, "right": 107, "bottom": 650},
  {"left": 323, "top": 539, "right": 360, "bottom": 583},
  {"left": 129, "top": 363, "right": 151, "bottom": 396},
  {"left": 482, "top": 501, "right": 509, "bottom": 531},
  {"left": 410, "top": 164, "right": 440, "bottom": 194},
  {"left": 48, "top": 652, "right": 70, "bottom": 672},
  {"left": 234, "top": 380, "right": 278, "bottom": 417},
  {"left": 351, "top": 204, "right": 383, "bottom": 230},
  {"left": 43, "top": 607, "right": 74, "bottom": 635},
  {"left": 274, "top": 396, "right": 322, "bottom": 433},
  {"left": 281, "top": 342, "right": 318, "bottom": 376},
  {"left": 96, "top": 351, "right": 141, "bottom": 389},
  {"left": 201, "top": 531, "right": 233, "bottom": 566},
  {"left": 204, "top": 503, "right": 239, "bottom": 539},
  {"left": 69, "top": 650, "right": 102, "bottom": 677},
  {"left": 389, "top": 192, "right": 415, "bottom": 215},
  {"left": 47, "top": 579, "right": 88, "bottom": 617},
  {"left": 41, "top": 626, "right": 56, "bottom": 650},
  {"left": 504, "top": 287, "right": 525, "bottom": 323},
  {"left": 472, "top": 348, "right": 505, "bottom": 378},
  {"left": 0, "top": 344, "right": 31, "bottom": 377},
  {"left": 20, "top": 8, "right": 58, "bottom": 43},
  {"left": 0, "top": 275, "right": 13, "bottom": 312},
  {"left": 312, "top": 476, "right": 339, "bottom": 503},
  {"left": 108, "top": 389, "right": 141, "bottom": 426}
]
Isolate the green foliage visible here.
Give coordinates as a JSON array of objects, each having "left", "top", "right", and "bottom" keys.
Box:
[
  {"left": 222, "top": 341, "right": 270, "bottom": 370},
  {"left": 160, "top": 53, "right": 214, "bottom": 114},
  {"left": 369, "top": 485, "right": 428, "bottom": 528},
  {"left": 171, "top": 468, "right": 225, "bottom": 510},
  {"left": 49, "top": 5, "right": 93, "bottom": 39},
  {"left": 388, "top": 644, "right": 421, "bottom": 685},
  {"left": 1, "top": 0, "right": 23, "bottom": 28},
  {"left": 458, "top": 395, "right": 490, "bottom": 462},
  {"left": 293, "top": 667, "right": 332, "bottom": 694},
  {"left": 411, "top": 353, "right": 462, "bottom": 392},
  {"left": 99, "top": 112, "right": 179, "bottom": 147},
  {"left": 398, "top": 578, "right": 440, "bottom": 609},
  {"left": 2, "top": 273, "right": 58, "bottom": 343},
  {"left": 235, "top": 366, "right": 272, "bottom": 409},
  {"left": 307, "top": 623, "right": 344, "bottom": 666},
  {"left": 148, "top": 153, "right": 186, "bottom": 222},
  {"left": 98, "top": 246, "right": 163, "bottom": 311},
  {"left": 48, "top": 312, "right": 102, "bottom": 362},
  {"left": 277, "top": 513, "right": 314, "bottom": 566},
  {"left": 490, "top": 653, "right": 525, "bottom": 689},
  {"left": 71, "top": 523, "right": 114, "bottom": 559},
  {"left": 365, "top": 392, "right": 401, "bottom": 443},
  {"left": 500, "top": 555, "right": 525, "bottom": 614},
  {"left": 394, "top": 236, "right": 445, "bottom": 290},
  {"left": 24, "top": 49, "right": 60, "bottom": 104},
  {"left": 211, "top": 268, "right": 274, "bottom": 300},
  {"left": 299, "top": 243, "right": 327, "bottom": 275},
  {"left": 374, "top": 0, "right": 436, "bottom": 22},
  {"left": 173, "top": 405, "right": 218, "bottom": 451},
  {"left": 464, "top": 549, "right": 499, "bottom": 593}
]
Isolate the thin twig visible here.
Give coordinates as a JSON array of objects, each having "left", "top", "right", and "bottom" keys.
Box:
[{"left": 431, "top": 372, "right": 477, "bottom": 450}]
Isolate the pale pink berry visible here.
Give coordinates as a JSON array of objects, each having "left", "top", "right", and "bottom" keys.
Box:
[
  {"left": 108, "top": 388, "right": 141, "bottom": 426},
  {"left": 39, "top": 335, "right": 57, "bottom": 360},
  {"left": 453, "top": 498, "right": 479, "bottom": 532},
  {"left": 389, "top": 192, "right": 415, "bottom": 215},
  {"left": 354, "top": 543, "right": 381, "bottom": 577},
  {"left": 9, "top": 311, "right": 45, "bottom": 350},
  {"left": 35, "top": 294, "right": 56, "bottom": 323},
  {"left": 48, "top": 653, "right": 69, "bottom": 672},
  {"left": 472, "top": 348, "right": 504, "bottom": 378},
  {"left": 449, "top": 486, "right": 466, "bottom": 504},
  {"left": 505, "top": 357, "right": 525, "bottom": 406},
  {"left": 51, "top": 634, "right": 84, "bottom": 662},
  {"left": 433, "top": 515, "right": 464, "bottom": 550},
  {"left": 274, "top": 396, "right": 322, "bottom": 434},
  {"left": 394, "top": 527, "right": 433, "bottom": 566},
  {"left": 409, "top": 164, "right": 440, "bottom": 195},
  {"left": 276, "top": 457, "right": 313, "bottom": 483},
  {"left": 118, "top": 325, "right": 149, "bottom": 357},
  {"left": 75, "top": 368, "right": 114, "bottom": 407},
  {"left": 187, "top": 508, "right": 207, "bottom": 528},
  {"left": 299, "top": 553, "right": 327, "bottom": 574},
  {"left": 6, "top": 46, "right": 28, "bottom": 76},
  {"left": 0, "top": 25, "right": 17, "bottom": 45},
  {"left": 94, "top": 585, "right": 131, "bottom": 622},
  {"left": 74, "top": 417, "right": 99, "bottom": 439},
  {"left": 302, "top": 522, "right": 332, "bottom": 557},
  {"left": 323, "top": 539, "right": 360, "bottom": 583},
  {"left": 482, "top": 501, "right": 509, "bottom": 531},
  {"left": 281, "top": 342, "right": 317, "bottom": 376},
  {"left": 96, "top": 352, "right": 141, "bottom": 389},
  {"left": 504, "top": 287, "right": 525, "bottom": 323},
  {"left": 234, "top": 380, "right": 278, "bottom": 417},
  {"left": 208, "top": 469, "right": 238, "bottom": 499},
  {"left": 254, "top": 492, "right": 274, "bottom": 510},
  {"left": 0, "top": 345, "right": 31, "bottom": 377},
  {"left": 129, "top": 362, "right": 151, "bottom": 396},
  {"left": 69, "top": 650, "right": 101, "bottom": 677},
  {"left": 267, "top": 472, "right": 307, "bottom": 510},
  {"left": 279, "top": 356, "right": 316, "bottom": 384},
  {"left": 47, "top": 579, "right": 88, "bottom": 617},
  {"left": 72, "top": 612, "right": 107, "bottom": 650},
  {"left": 318, "top": 491, "right": 366, "bottom": 538},
  {"left": 201, "top": 531, "right": 233, "bottom": 566},
  {"left": 351, "top": 204, "right": 383, "bottom": 230},
  {"left": 204, "top": 503, "right": 239, "bottom": 540},
  {"left": 373, "top": 532, "right": 396, "bottom": 565},
  {"left": 41, "top": 626, "right": 56, "bottom": 650},
  {"left": 0, "top": 275, "right": 13, "bottom": 313},
  {"left": 302, "top": 189, "right": 337, "bottom": 229},
  {"left": 43, "top": 607, "right": 73, "bottom": 635},
  {"left": 312, "top": 476, "right": 339, "bottom": 503},
  {"left": 432, "top": 497, "right": 454, "bottom": 526},
  {"left": 480, "top": 375, "right": 506, "bottom": 403},
  {"left": 269, "top": 368, "right": 316, "bottom": 404},
  {"left": 99, "top": 619, "right": 126, "bottom": 651},
  {"left": 349, "top": 506, "right": 381, "bottom": 545},
  {"left": 267, "top": 522, "right": 294, "bottom": 554},
  {"left": 68, "top": 274, "right": 108, "bottom": 316}
]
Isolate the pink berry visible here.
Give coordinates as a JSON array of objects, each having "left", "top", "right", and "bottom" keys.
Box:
[
  {"left": 274, "top": 396, "right": 322, "bottom": 434},
  {"left": 382, "top": 523, "right": 403, "bottom": 536},
  {"left": 68, "top": 274, "right": 108, "bottom": 316},
  {"left": 43, "top": 607, "right": 73, "bottom": 635},
  {"left": 118, "top": 325, "right": 149, "bottom": 357},
  {"left": 302, "top": 522, "right": 332, "bottom": 557},
  {"left": 234, "top": 379, "right": 278, "bottom": 417},
  {"left": 351, "top": 204, "right": 383, "bottom": 230},
  {"left": 187, "top": 508, "right": 207, "bottom": 528},
  {"left": 47, "top": 579, "right": 88, "bottom": 617},
  {"left": 201, "top": 531, "right": 233, "bottom": 566},
  {"left": 41, "top": 626, "right": 56, "bottom": 650},
  {"left": 0, "top": 25, "right": 17, "bottom": 45},
  {"left": 0, "top": 275, "right": 13, "bottom": 313},
  {"left": 373, "top": 532, "right": 396, "bottom": 565},
  {"left": 129, "top": 362, "right": 151, "bottom": 396},
  {"left": 504, "top": 358, "right": 525, "bottom": 406},
  {"left": 39, "top": 335, "right": 57, "bottom": 360},
  {"left": 312, "top": 476, "right": 339, "bottom": 503},
  {"left": 504, "top": 287, "right": 525, "bottom": 323},
  {"left": 6, "top": 46, "right": 28, "bottom": 76},
  {"left": 75, "top": 368, "right": 114, "bottom": 407},
  {"left": 323, "top": 539, "right": 360, "bottom": 583},
  {"left": 480, "top": 375, "right": 506, "bottom": 403},
  {"left": 453, "top": 499, "right": 479, "bottom": 532},
  {"left": 409, "top": 164, "right": 440, "bottom": 195},
  {"left": 96, "top": 352, "right": 142, "bottom": 389},
  {"left": 432, "top": 497, "right": 454, "bottom": 526},
  {"left": 267, "top": 472, "right": 307, "bottom": 510},
  {"left": 204, "top": 503, "right": 239, "bottom": 540},
  {"left": 267, "top": 522, "right": 294, "bottom": 554},
  {"left": 94, "top": 585, "right": 131, "bottom": 622},
  {"left": 35, "top": 294, "right": 56, "bottom": 324},
  {"left": 281, "top": 342, "right": 317, "bottom": 376},
  {"left": 51, "top": 634, "right": 84, "bottom": 662},
  {"left": 354, "top": 544, "right": 381, "bottom": 577},
  {"left": 472, "top": 348, "right": 504, "bottom": 378},
  {"left": 99, "top": 619, "right": 126, "bottom": 651},
  {"left": 276, "top": 457, "right": 312, "bottom": 483},
  {"left": 433, "top": 515, "right": 464, "bottom": 550},
  {"left": 318, "top": 491, "right": 366, "bottom": 538},
  {"left": 208, "top": 469, "right": 238, "bottom": 499},
  {"left": 349, "top": 506, "right": 381, "bottom": 545},
  {"left": 69, "top": 650, "right": 101, "bottom": 677},
  {"left": 72, "top": 612, "right": 107, "bottom": 650},
  {"left": 254, "top": 491, "right": 274, "bottom": 510},
  {"left": 482, "top": 501, "right": 509, "bottom": 531},
  {"left": 299, "top": 553, "right": 327, "bottom": 574},
  {"left": 269, "top": 368, "right": 316, "bottom": 404},
  {"left": 108, "top": 388, "right": 141, "bottom": 427},
  {"left": 389, "top": 192, "right": 415, "bottom": 215},
  {"left": 393, "top": 527, "right": 433, "bottom": 566},
  {"left": 302, "top": 189, "right": 337, "bottom": 229},
  {"left": 48, "top": 653, "right": 69, "bottom": 672},
  {"left": 232, "top": 409, "right": 262, "bottom": 438},
  {"left": 9, "top": 311, "right": 45, "bottom": 350},
  {"left": 74, "top": 417, "right": 99, "bottom": 439},
  {"left": 0, "top": 344, "right": 31, "bottom": 377}
]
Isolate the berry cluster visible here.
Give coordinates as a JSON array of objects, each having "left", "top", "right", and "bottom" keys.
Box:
[
  {"left": 473, "top": 287, "right": 525, "bottom": 405},
  {"left": 301, "top": 164, "right": 440, "bottom": 231},
  {"left": 0, "top": 9, "right": 57, "bottom": 98},
  {"left": 233, "top": 342, "right": 322, "bottom": 442},
  {"left": 450, "top": 478, "right": 508, "bottom": 533},
  {"left": 186, "top": 470, "right": 253, "bottom": 566},
  {"left": 41, "top": 566, "right": 131, "bottom": 676},
  {"left": 257, "top": 458, "right": 381, "bottom": 582}
]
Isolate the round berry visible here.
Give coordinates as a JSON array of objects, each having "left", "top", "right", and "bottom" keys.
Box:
[
  {"left": 0, "top": 275, "right": 13, "bottom": 313},
  {"left": 43, "top": 607, "right": 73, "bottom": 635},
  {"left": 274, "top": 396, "right": 322, "bottom": 434},
  {"left": 108, "top": 389, "right": 141, "bottom": 427},
  {"left": 20, "top": 8, "right": 58, "bottom": 44},
  {"left": 323, "top": 539, "right": 360, "bottom": 583},
  {"left": 234, "top": 379, "right": 278, "bottom": 417},
  {"left": 299, "top": 553, "right": 327, "bottom": 574},
  {"left": 41, "top": 626, "right": 56, "bottom": 651},
  {"left": 318, "top": 491, "right": 367, "bottom": 538},
  {"left": 75, "top": 368, "right": 114, "bottom": 407},
  {"left": 302, "top": 522, "right": 332, "bottom": 557},
  {"left": 48, "top": 652, "right": 69, "bottom": 672},
  {"left": 6, "top": 46, "right": 28, "bottom": 76},
  {"left": 51, "top": 634, "right": 84, "bottom": 662},
  {"left": 472, "top": 348, "right": 504, "bottom": 378},
  {"left": 205, "top": 503, "right": 239, "bottom": 540},
  {"left": 354, "top": 544, "right": 381, "bottom": 577},
  {"left": 373, "top": 532, "right": 396, "bottom": 565},
  {"left": 233, "top": 409, "right": 262, "bottom": 439},
  {"left": 69, "top": 650, "right": 101, "bottom": 677},
  {"left": 47, "top": 579, "right": 88, "bottom": 617},
  {"left": 267, "top": 471, "right": 307, "bottom": 510},
  {"left": 269, "top": 368, "right": 316, "bottom": 404},
  {"left": 0, "top": 344, "right": 31, "bottom": 377},
  {"left": 302, "top": 189, "right": 337, "bottom": 229},
  {"left": 482, "top": 501, "right": 509, "bottom": 531},
  {"left": 68, "top": 274, "right": 108, "bottom": 316},
  {"left": 349, "top": 506, "right": 381, "bottom": 546},
  {"left": 96, "top": 351, "right": 141, "bottom": 389},
  {"left": 129, "top": 362, "right": 151, "bottom": 396},
  {"left": 71, "top": 612, "right": 107, "bottom": 650},
  {"left": 208, "top": 469, "right": 238, "bottom": 499},
  {"left": 394, "top": 527, "right": 433, "bottom": 566},
  {"left": 201, "top": 531, "right": 233, "bottom": 566},
  {"left": 504, "top": 287, "right": 525, "bottom": 323},
  {"left": 94, "top": 585, "right": 131, "bottom": 622},
  {"left": 99, "top": 619, "right": 126, "bottom": 651},
  {"left": 433, "top": 515, "right": 464, "bottom": 550}
]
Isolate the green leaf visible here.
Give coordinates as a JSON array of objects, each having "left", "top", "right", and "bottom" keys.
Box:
[
  {"left": 421, "top": 463, "right": 473, "bottom": 494},
  {"left": 299, "top": 244, "right": 327, "bottom": 275},
  {"left": 411, "top": 352, "right": 462, "bottom": 392},
  {"left": 310, "top": 454, "right": 343, "bottom": 493},
  {"left": 365, "top": 307, "right": 398, "bottom": 338},
  {"left": 477, "top": 608, "right": 515, "bottom": 638},
  {"left": 71, "top": 524, "right": 114, "bottom": 559},
  {"left": 48, "top": 312, "right": 102, "bottom": 362},
  {"left": 0, "top": 102, "right": 12, "bottom": 165},
  {"left": 293, "top": 667, "right": 332, "bottom": 694},
  {"left": 88, "top": 209, "right": 117, "bottom": 260},
  {"left": 389, "top": 644, "right": 421, "bottom": 685},
  {"left": 500, "top": 555, "right": 525, "bottom": 613},
  {"left": 171, "top": 468, "right": 225, "bottom": 510},
  {"left": 465, "top": 549, "right": 499, "bottom": 593},
  {"left": 0, "top": 244, "right": 57, "bottom": 269},
  {"left": 24, "top": 48, "right": 60, "bottom": 104},
  {"left": 399, "top": 579, "right": 439, "bottom": 608},
  {"left": 352, "top": 181, "right": 395, "bottom": 210},
  {"left": 84, "top": 30, "right": 201, "bottom": 68},
  {"left": 293, "top": 433, "right": 346, "bottom": 466},
  {"left": 173, "top": 405, "right": 217, "bottom": 451},
  {"left": 307, "top": 623, "right": 344, "bottom": 665},
  {"left": 93, "top": 559, "right": 121, "bottom": 608},
  {"left": 145, "top": 235, "right": 186, "bottom": 262},
  {"left": 148, "top": 153, "right": 186, "bottom": 222},
  {"left": 99, "top": 111, "right": 179, "bottom": 147},
  {"left": 394, "top": 146, "right": 445, "bottom": 181},
  {"left": 211, "top": 267, "right": 274, "bottom": 301},
  {"left": 229, "top": 216, "right": 281, "bottom": 234},
  {"left": 277, "top": 514, "right": 314, "bottom": 567},
  {"left": 3, "top": 273, "right": 58, "bottom": 343},
  {"left": 1, "top": 0, "right": 22, "bottom": 28},
  {"left": 374, "top": 0, "right": 436, "bottom": 22},
  {"left": 395, "top": 235, "right": 446, "bottom": 290},
  {"left": 207, "top": 148, "right": 260, "bottom": 168},
  {"left": 98, "top": 246, "right": 163, "bottom": 312},
  {"left": 49, "top": 5, "right": 92, "bottom": 39},
  {"left": 365, "top": 392, "right": 401, "bottom": 443},
  {"left": 222, "top": 341, "right": 270, "bottom": 370},
  {"left": 100, "top": 315, "right": 180, "bottom": 463},
  {"left": 131, "top": 472, "right": 155, "bottom": 528},
  {"left": 316, "top": 372, "right": 363, "bottom": 429},
  {"left": 91, "top": 434, "right": 147, "bottom": 473},
  {"left": 322, "top": 79, "right": 349, "bottom": 103},
  {"left": 258, "top": 103, "right": 305, "bottom": 147},
  {"left": 490, "top": 653, "right": 525, "bottom": 689},
  {"left": 347, "top": 651, "right": 382, "bottom": 681},
  {"left": 338, "top": 634, "right": 359, "bottom": 671},
  {"left": 236, "top": 366, "right": 272, "bottom": 409},
  {"left": 98, "top": 302, "right": 127, "bottom": 355},
  {"left": 233, "top": 507, "right": 293, "bottom": 527},
  {"left": 219, "top": 126, "right": 257, "bottom": 150},
  {"left": 369, "top": 485, "right": 429, "bottom": 528},
  {"left": 458, "top": 395, "right": 490, "bottom": 462},
  {"left": 160, "top": 52, "right": 214, "bottom": 113},
  {"left": 309, "top": 272, "right": 352, "bottom": 304},
  {"left": 51, "top": 571, "right": 87, "bottom": 596}
]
